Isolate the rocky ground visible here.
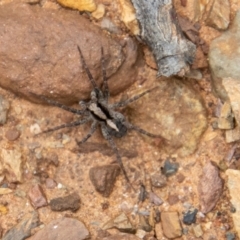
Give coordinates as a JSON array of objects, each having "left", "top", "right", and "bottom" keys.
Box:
[{"left": 0, "top": 0, "right": 240, "bottom": 239}]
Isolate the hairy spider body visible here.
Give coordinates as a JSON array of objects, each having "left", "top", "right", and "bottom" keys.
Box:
[{"left": 31, "top": 46, "right": 164, "bottom": 184}]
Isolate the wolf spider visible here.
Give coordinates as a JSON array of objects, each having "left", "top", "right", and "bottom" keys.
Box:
[{"left": 31, "top": 46, "right": 164, "bottom": 184}]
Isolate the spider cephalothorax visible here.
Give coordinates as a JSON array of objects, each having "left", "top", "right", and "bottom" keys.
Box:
[{"left": 31, "top": 46, "right": 164, "bottom": 183}]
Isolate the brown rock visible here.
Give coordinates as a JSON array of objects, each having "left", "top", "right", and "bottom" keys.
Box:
[
  {"left": 5, "top": 128, "right": 21, "bottom": 141},
  {"left": 198, "top": 162, "right": 223, "bottom": 213},
  {"left": 0, "top": 3, "right": 140, "bottom": 104},
  {"left": 29, "top": 217, "right": 89, "bottom": 240},
  {"left": 150, "top": 173, "right": 167, "bottom": 188},
  {"left": 49, "top": 192, "right": 80, "bottom": 212},
  {"left": 161, "top": 212, "right": 182, "bottom": 239},
  {"left": 89, "top": 164, "right": 120, "bottom": 197},
  {"left": 2, "top": 211, "right": 40, "bottom": 240},
  {"left": 28, "top": 184, "right": 48, "bottom": 209},
  {"left": 167, "top": 194, "right": 179, "bottom": 205},
  {"left": 176, "top": 173, "right": 185, "bottom": 183}
]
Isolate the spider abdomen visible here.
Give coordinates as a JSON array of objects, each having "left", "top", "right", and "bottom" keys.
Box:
[{"left": 106, "top": 119, "right": 127, "bottom": 138}]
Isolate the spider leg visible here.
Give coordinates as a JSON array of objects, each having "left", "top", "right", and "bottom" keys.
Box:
[
  {"left": 30, "top": 92, "right": 84, "bottom": 115},
  {"left": 111, "top": 87, "right": 158, "bottom": 109},
  {"left": 101, "top": 124, "right": 132, "bottom": 185},
  {"left": 77, "top": 46, "right": 98, "bottom": 89},
  {"left": 101, "top": 47, "right": 109, "bottom": 100},
  {"left": 77, "top": 120, "right": 98, "bottom": 144},
  {"left": 125, "top": 121, "right": 166, "bottom": 139},
  {"left": 38, "top": 118, "right": 90, "bottom": 135}
]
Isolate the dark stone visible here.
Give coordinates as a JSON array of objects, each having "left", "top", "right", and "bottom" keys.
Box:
[
  {"left": 161, "top": 159, "right": 179, "bottom": 177},
  {"left": 89, "top": 164, "right": 120, "bottom": 197},
  {"left": 226, "top": 232, "right": 236, "bottom": 240},
  {"left": 183, "top": 209, "right": 198, "bottom": 225},
  {"left": 50, "top": 192, "right": 80, "bottom": 212}
]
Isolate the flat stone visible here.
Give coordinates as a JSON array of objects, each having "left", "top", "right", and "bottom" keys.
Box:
[
  {"left": 205, "top": 0, "right": 230, "bottom": 30},
  {"left": 29, "top": 217, "right": 89, "bottom": 240},
  {"left": 193, "top": 224, "right": 203, "bottom": 238},
  {"left": 102, "top": 213, "right": 135, "bottom": 233},
  {"left": 89, "top": 164, "right": 120, "bottom": 197},
  {"left": 0, "top": 2, "right": 140, "bottom": 104},
  {"left": 49, "top": 192, "right": 80, "bottom": 212},
  {"left": 130, "top": 79, "right": 207, "bottom": 157},
  {"left": 209, "top": 11, "right": 240, "bottom": 101},
  {"left": 2, "top": 211, "right": 40, "bottom": 240},
  {"left": 161, "top": 211, "right": 182, "bottom": 239},
  {"left": 198, "top": 162, "right": 223, "bottom": 213},
  {"left": 226, "top": 169, "right": 240, "bottom": 238},
  {"left": 28, "top": 184, "right": 48, "bottom": 209}
]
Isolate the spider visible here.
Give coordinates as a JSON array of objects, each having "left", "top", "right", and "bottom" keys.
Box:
[{"left": 31, "top": 46, "right": 164, "bottom": 184}]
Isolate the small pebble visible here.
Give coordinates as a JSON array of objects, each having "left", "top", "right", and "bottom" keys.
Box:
[
  {"left": 183, "top": 209, "right": 198, "bottom": 225},
  {"left": 50, "top": 192, "right": 80, "bottom": 212},
  {"left": 92, "top": 3, "right": 105, "bottom": 19},
  {"left": 30, "top": 123, "right": 41, "bottom": 134},
  {"left": 28, "top": 184, "right": 48, "bottom": 209},
  {"left": 100, "top": 17, "right": 121, "bottom": 33},
  {"left": 193, "top": 224, "right": 203, "bottom": 237},
  {"left": 89, "top": 164, "right": 120, "bottom": 197},
  {"left": 161, "top": 159, "right": 179, "bottom": 177},
  {"left": 5, "top": 128, "right": 20, "bottom": 141},
  {"left": 149, "top": 192, "right": 163, "bottom": 206},
  {"left": 138, "top": 184, "right": 147, "bottom": 202},
  {"left": 45, "top": 178, "right": 57, "bottom": 189},
  {"left": 151, "top": 173, "right": 167, "bottom": 188},
  {"left": 167, "top": 194, "right": 179, "bottom": 205},
  {"left": 226, "top": 232, "right": 236, "bottom": 240}
]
